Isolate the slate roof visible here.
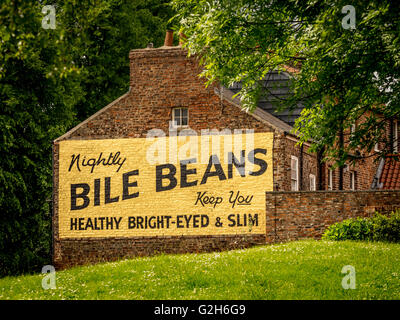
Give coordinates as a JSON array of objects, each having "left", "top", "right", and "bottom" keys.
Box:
[
  {"left": 228, "top": 70, "right": 306, "bottom": 127},
  {"left": 379, "top": 155, "right": 400, "bottom": 190},
  {"left": 214, "top": 87, "right": 294, "bottom": 133}
]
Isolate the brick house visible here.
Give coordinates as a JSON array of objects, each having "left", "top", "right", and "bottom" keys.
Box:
[
  {"left": 55, "top": 31, "right": 399, "bottom": 192},
  {"left": 52, "top": 32, "right": 400, "bottom": 268},
  {"left": 325, "top": 118, "right": 399, "bottom": 191}
]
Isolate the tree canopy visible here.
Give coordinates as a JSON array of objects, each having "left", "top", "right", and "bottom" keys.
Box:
[
  {"left": 56, "top": 0, "right": 173, "bottom": 120},
  {"left": 171, "top": 0, "right": 400, "bottom": 164},
  {"left": 0, "top": 0, "right": 172, "bottom": 276}
]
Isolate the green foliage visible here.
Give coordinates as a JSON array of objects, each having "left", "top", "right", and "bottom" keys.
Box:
[
  {"left": 322, "top": 217, "right": 373, "bottom": 241},
  {"left": 1, "top": 240, "right": 400, "bottom": 299},
  {"left": 0, "top": 0, "right": 172, "bottom": 277},
  {"left": 171, "top": 0, "right": 400, "bottom": 165},
  {"left": 0, "top": 0, "right": 81, "bottom": 277},
  {"left": 323, "top": 210, "right": 400, "bottom": 242},
  {"left": 372, "top": 211, "right": 400, "bottom": 243},
  {"left": 54, "top": 0, "right": 173, "bottom": 121}
]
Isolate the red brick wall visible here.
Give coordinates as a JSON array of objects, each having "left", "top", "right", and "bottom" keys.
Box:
[
  {"left": 265, "top": 190, "right": 400, "bottom": 242},
  {"left": 54, "top": 235, "right": 266, "bottom": 270}
]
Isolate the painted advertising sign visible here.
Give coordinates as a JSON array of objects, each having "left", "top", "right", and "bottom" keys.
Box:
[{"left": 57, "top": 132, "right": 273, "bottom": 238}]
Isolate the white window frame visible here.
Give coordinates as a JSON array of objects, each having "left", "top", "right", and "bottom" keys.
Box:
[
  {"left": 350, "top": 171, "right": 356, "bottom": 190},
  {"left": 328, "top": 168, "right": 333, "bottom": 190},
  {"left": 309, "top": 174, "right": 316, "bottom": 191},
  {"left": 291, "top": 155, "right": 299, "bottom": 191},
  {"left": 394, "top": 120, "right": 398, "bottom": 153},
  {"left": 172, "top": 107, "right": 189, "bottom": 128}
]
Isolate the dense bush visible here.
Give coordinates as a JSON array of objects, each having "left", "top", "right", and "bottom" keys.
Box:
[
  {"left": 372, "top": 211, "right": 400, "bottom": 243},
  {"left": 322, "top": 217, "right": 373, "bottom": 241},
  {"left": 322, "top": 210, "right": 400, "bottom": 243}
]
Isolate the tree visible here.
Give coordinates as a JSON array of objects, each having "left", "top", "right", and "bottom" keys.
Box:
[
  {"left": 55, "top": 0, "right": 174, "bottom": 121},
  {"left": 0, "top": 0, "right": 172, "bottom": 276},
  {"left": 0, "top": 0, "right": 81, "bottom": 276},
  {"left": 171, "top": 0, "right": 400, "bottom": 164}
]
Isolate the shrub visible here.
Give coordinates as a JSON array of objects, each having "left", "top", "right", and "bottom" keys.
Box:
[
  {"left": 322, "top": 210, "right": 400, "bottom": 243},
  {"left": 322, "top": 217, "right": 373, "bottom": 241},
  {"left": 371, "top": 211, "right": 400, "bottom": 243}
]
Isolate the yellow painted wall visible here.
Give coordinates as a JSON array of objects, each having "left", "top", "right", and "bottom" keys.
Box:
[{"left": 58, "top": 132, "right": 273, "bottom": 238}]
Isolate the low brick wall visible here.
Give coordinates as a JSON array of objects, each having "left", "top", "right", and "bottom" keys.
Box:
[{"left": 266, "top": 190, "right": 400, "bottom": 242}]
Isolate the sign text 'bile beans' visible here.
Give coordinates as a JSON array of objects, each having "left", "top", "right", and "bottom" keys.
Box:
[{"left": 56, "top": 133, "right": 273, "bottom": 238}]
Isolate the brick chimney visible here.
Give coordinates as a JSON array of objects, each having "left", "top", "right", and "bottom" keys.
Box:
[
  {"left": 128, "top": 30, "right": 205, "bottom": 107},
  {"left": 164, "top": 30, "right": 174, "bottom": 47},
  {"left": 129, "top": 30, "right": 181, "bottom": 91}
]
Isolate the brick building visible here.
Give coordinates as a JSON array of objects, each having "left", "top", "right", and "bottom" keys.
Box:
[
  {"left": 55, "top": 32, "right": 399, "bottom": 192},
  {"left": 325, "top": 118, "right": 399, "bottom": 191},
  {"left": 52, "top": 32, "right": 400, "bottom": 268}
]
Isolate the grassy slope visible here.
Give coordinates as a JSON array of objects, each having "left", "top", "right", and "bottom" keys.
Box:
[{"left": 1, "top": 240, "right": 399, "bottom": 300}]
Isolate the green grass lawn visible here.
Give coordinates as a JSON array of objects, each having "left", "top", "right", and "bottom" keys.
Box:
[{"left": 1, "top": 240, "right": 400, "bottom": 300}]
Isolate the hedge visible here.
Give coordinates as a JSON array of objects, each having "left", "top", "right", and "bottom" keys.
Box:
[{"left": 322, "top": 210, "right": 400, "bottom": 242}]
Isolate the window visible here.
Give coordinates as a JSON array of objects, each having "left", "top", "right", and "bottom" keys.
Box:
[
  {"left": 394, "top": 120, "right": 398, "bottom": 153},
  {"left": 172, "top": 108, "right": 188, "bottom": 128},
  {"left": 291, "top": 156, "right": 299, "bottom": 191},
  {"left": 309, "top": 174, "right": 316, "bottom": 191},
  {"left": 328, "top": 168, "right": 333, "bottom": 190},
  {"left": 350, "top": 171, "right": 356, "bottom": 190}
]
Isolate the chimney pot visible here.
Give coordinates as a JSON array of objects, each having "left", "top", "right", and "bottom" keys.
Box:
[{"left": 164, "top": 30, "right": 174, "bottom": 47}]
